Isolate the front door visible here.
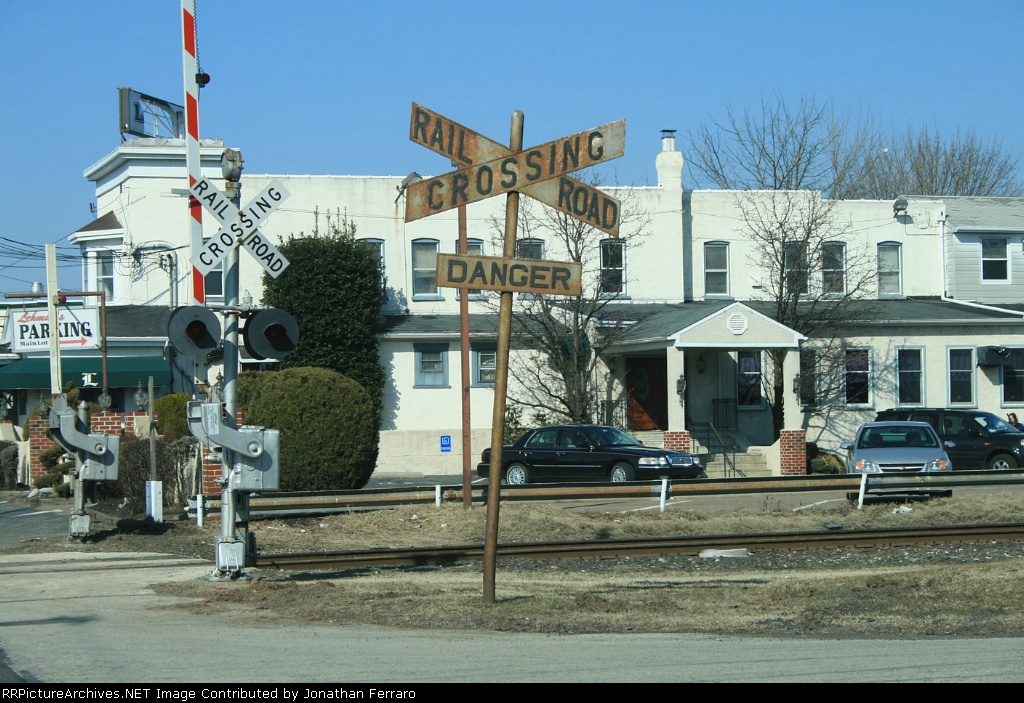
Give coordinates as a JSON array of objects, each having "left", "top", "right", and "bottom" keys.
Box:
[{"left": 626, "top": 357, "right": 667, "bottom": 431}]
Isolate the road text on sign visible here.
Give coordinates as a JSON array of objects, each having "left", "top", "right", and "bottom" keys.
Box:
[
  {"left": 437, "top": 253, "right": 582, "bottom": 297},
  {"left": 406, "top": 104, "right": 624, "bottom": 236},
  {"left": 189, "top": 177, "right": 291, "bottom": 278}
]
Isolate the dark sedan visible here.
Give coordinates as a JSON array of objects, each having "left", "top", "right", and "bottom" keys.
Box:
[{"left": 477, "top": 425, "right": 704, "bottom": 485}]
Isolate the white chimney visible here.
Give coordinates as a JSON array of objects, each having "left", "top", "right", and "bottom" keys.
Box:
[{"left": 655, "top": 129, "right": 683, "bottom": 190}]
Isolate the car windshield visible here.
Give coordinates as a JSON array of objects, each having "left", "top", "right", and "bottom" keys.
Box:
[
  {"left": 588, "top": 427, "right": 643, "bottom": 447},
  {"left": 857, "top": 425, "right": 939, "bottom": 449},
  {"left": 970, "top": 412, "right": 1020, "bottom": 434}
]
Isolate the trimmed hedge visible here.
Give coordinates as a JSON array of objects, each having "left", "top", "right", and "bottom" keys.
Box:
[
  {"left": 238, "top": 367, "right": 377, "bottom": 490},
  {"left": 153, "top": 393, "right": 192, "bottom": 441}
]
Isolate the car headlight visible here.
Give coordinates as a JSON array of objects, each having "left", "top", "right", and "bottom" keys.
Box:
[
  {"left": 853, "top": 459, "right": 881, "bottom": 473},
  {"left": 638, "top": 456, "right": 669, "bottom": 467},
  {"left": 927, "top": 458, "right": 950, "bottom": 472}
]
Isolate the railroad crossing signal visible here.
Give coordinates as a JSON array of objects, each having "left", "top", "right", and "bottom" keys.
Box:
[
  {"left": 406, "top": 103, "right": 625, "bottom": 237},
  {"left": 189, "top": 176, "right": 291, "bottom": 278}
]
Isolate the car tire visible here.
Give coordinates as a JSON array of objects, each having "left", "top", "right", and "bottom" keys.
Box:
[
  {"left": 987, "top": 453, "right": 1017, "bottom": 471},
  {"left": 503, "top": 463, "right": 530, "bottom": 485},
  {"left": 610, "top": 462, "right": 635, "bottom": 482}
]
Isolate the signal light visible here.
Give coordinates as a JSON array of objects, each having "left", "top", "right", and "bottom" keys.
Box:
[
  {"left": 243, "top": 308, "right": 299, "bottom": 361},
  {"left": 166, "top": 306, "right": 222, "bottom": 359}
]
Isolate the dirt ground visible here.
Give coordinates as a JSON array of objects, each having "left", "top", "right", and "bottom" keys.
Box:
[{"left": 5, "top": 491, "right": 1024, "bottom": 637}]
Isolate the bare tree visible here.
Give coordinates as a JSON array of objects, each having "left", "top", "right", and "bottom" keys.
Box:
[
  {"left": 489, "top": 182, "right": 651, "bottom": 424},
  {"left": 848, "top": 125, "right": 1022, "bottom": 199},
  {"left": 689, "top": 92, "right": 1022, "bottom": 199},
  {"left": 738, "top": 190, "right": 879, "bottom": 438},
  {"left": 687, "top": 91, "right": 872, "bottom": 196}
]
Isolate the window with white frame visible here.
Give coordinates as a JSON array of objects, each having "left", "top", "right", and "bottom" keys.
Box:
[
  {"left": 199, "top": 241, "right": 224, "bottom": 301},
  {"left": 96, "top": 250, "right": 114, "bottom": 299},
  {"left": 456, "top": 238, "right": 484, "bottom": 299},
  {"left": 798, "top": 347, "right": 817, "bottom": 407},
  {"left": 704, "top": 242, "right": 729, "bottom": 296},
  {"left": 845, "top": 348, "right": 870, "bottom": 405},
  {"left": 516, "top": 238, "right": 544, "bottom": 260},
  {"left": 1002, "top": 348, "right": 1024, "bottom": 403},
  {"left": 784, "top": 241, "right": 808, "bottom": 295},
  {"left": 981, "top": 238, "right": 1009, "bottom": 282},
  {"left": 414, "top": 343, "right": 449, "bottom": 387},
  {"left": 600, "top": 238, "right": 625, "bottom": 297},
  {"left": 948, "top": 348, "right": 975, "bottom": 405},
  {"left": 877, "top": 242, "right": 902, "bottom": 296},
  {"left": 737, "top": 351, "right": 762, "bottom": 406},
  {"left": 822, "top": 242, "right": 846, "bottom": 295},
  {"left": 897, "top": 348, "right": 924, "bottom": 406},
  {"left": 411, "top": 239, "right": 440, "bottom": 298},
  {"left": 473, "top": 343, "right": 497, "bottom": 386}
]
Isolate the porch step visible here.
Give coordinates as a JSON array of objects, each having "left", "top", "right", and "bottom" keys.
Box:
[
  {"left": 631, "top": 430, "right": 665, "bottom": 448},
  {"left": 701, "top": 450, "right": 772, "bottom": 479}
]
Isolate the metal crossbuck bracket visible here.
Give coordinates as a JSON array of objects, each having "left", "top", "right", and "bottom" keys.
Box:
[{"left": 186, "top": 401, "right": 263, "bottom": 458}]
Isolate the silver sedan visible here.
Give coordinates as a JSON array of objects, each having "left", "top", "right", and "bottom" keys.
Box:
[{"left": 840, "top": 421, "right": 953, "bottom": 474}]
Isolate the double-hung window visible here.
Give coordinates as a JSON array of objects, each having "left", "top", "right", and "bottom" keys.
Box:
[
  {"left": 1003, "top": 348, "right": 1024, "bottom": 404},
  {"left": 704, "top": 242, "right": 729, "bottom": 296},
  {"left": 798, "top": 348, "right": 817, "bottom": 407},
  {"left": 600, "top": 238, "right": 625, "bottom": 297},
  {"left": 845, "top": 348, "right": 871, "bottom": 405},
  {"left": 516, "top": 238, "right": 544, "bottom": 260},
  {"left": 414, "top": 343, "right": 449, "bottom": 388},
  {"left": 878, "top": 242, "right": 902, "bottom": 296},
  {"left": 737, "top": 351, "right": 762, "bottom": 407},
  {"left": 897, "top": 348, "right": 924, "bottom": 406},
  {"left": 948, "top": 348, "right": 975, "bottom": 406},
  {"left": 96, "top": 250, "right": 115, "bottom": 300},
  {"left": 982, "top": 238, "right": 1009, "bottom": 282},
  {"left": 784, "top": 241, "right": 808, "bottom": 295},
  {"left": 411, "top": 239, "right": 440, "bottom": 299},
  {"left": 472, "top": 343, "right": 497, "bottom": 386},
  {"left": 456, "top": 238, "right": 485, "bottom": 299},
  {"left": 822, "top": 242, "right": 846, "bottom": 295}
]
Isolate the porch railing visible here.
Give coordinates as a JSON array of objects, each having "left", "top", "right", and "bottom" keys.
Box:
[
  {"left": 691, "top": 420, "right": 744, "bottom": 479},
  {"left": 711, "top": 398, "right": 738, "bottom": 431}
]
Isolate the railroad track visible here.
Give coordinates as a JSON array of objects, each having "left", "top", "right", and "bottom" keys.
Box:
[{"left": 258, "top": 522, "right": 1024, "bottom": 571}]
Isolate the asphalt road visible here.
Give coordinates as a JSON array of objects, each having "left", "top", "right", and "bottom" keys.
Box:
[
  {"left": 1, "top": 552, "right": 1022, "bottom": 683},
  {"left": 0, "top": 493, "right": 69, "bottom": 549}
]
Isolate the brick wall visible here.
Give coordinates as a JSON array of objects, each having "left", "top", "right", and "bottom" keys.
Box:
[
  {"left": 779, "top": 429, "right": 807, "bottom": 476},
  {"left": 27, "top": 411, "right": 150, "bottom": 484},
  {"left": 663, "top": 430, "right": 692, "bottom": 453}
]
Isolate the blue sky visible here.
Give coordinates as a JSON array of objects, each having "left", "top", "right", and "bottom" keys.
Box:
[{"left": 1, "top": 0, "right": 1021, "bottom": 290}]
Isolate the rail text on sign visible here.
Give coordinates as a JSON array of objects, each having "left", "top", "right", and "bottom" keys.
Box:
[
  {"left": 189, "top": 177, "right": 292, "bottom": 278},
  {"left": 405, "top": 105, "right": 625, "bottom": 236},
  {"left": 437, "top": 253, "right": 582, "bottom": 297}
]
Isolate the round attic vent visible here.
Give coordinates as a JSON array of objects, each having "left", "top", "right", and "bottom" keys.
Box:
[{"left": 727, "top": 313, "right": 748, "bottom": 335}]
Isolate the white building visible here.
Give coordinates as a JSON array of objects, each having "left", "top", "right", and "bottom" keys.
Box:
[{"left": 3, "top": 132, "right": 1023, "bottom": 477}]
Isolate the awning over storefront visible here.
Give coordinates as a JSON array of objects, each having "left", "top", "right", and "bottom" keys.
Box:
[{"left": 0, "top": 355, "right": 170, "bottom": 390}]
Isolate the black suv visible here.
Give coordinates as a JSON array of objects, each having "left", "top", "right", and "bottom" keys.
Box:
[{"left": 873, "top": 408, "right": 1024, "bottom": 470}]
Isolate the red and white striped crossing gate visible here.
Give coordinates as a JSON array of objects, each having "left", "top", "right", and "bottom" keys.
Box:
[{"left": 181, "top": 0, "right": 205, "bottom": 303}]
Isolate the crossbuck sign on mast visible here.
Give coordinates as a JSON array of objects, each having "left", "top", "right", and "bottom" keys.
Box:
[{"left": 189, "top": 177, "right": 291, "bottom": 278}]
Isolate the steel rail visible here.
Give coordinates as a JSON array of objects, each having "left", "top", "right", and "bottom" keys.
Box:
[
  {"left": 257, "top": 522, "right": 1024, "bottom": 571},
  {"left": 197, "top": 471, "right": 1024, "bottom": 519}
]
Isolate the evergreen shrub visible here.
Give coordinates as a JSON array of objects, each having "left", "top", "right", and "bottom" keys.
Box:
[{"left": 238, "top": 367, "right": 377, "bottom": 490}]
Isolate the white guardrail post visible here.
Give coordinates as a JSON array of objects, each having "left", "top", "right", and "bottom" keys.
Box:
[{"left": 660, "top": 478, "right": 668, "bottom": 512}]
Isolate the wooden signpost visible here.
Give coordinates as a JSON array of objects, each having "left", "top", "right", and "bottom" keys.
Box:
[{"left": 406, "top": 104, "right": 624, "bottom": 603}]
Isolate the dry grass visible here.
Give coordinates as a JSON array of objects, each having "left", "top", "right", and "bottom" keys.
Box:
[{"left": 145, "top": 491, "right": 1024, "bottom": 637}]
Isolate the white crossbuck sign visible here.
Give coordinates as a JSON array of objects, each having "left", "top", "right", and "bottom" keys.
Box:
[{"left": 189, "top": 177, "right": 291, "bottom": 278}]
